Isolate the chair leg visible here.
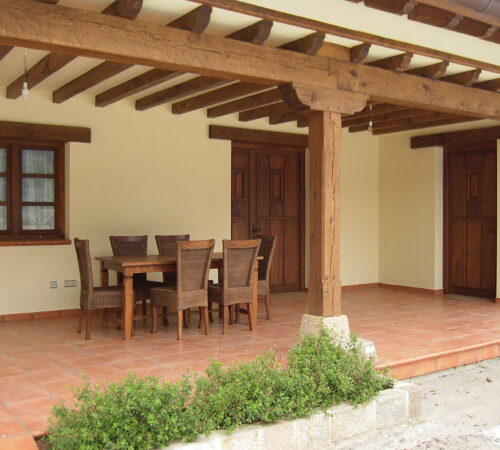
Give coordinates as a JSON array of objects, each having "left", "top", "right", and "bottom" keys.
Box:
[
  {"left": 77, "top": 307, "right": 85, "bottom": 334},
  {"left": 177, "top": 310, "right": 183, "bottom": 340},
  {"left": 197, "top": 307, "right": 202, "bottom": 329},
  {"left": 142, "top": 300, "right": 147, "bottom": 323},
  {"left": 235, "top": 304, "right": 240, "bottom": 323},
  {"left": 264, "top": 295, "right": 271, "bottom": 320},
  {"left": 222, "top": 305, "right": 229, "bottom": 334},
  {"left": 162, "top": 306, "right": 169, "bottom": 326},
  {"left": 183, "top": 309, "right": 190, "bottom": 328},
  {"left": 208, "top": 302, "right": 214, "bottom": 323},
  {"left": 229, "top": 305, "right": 234, "bottom": 325},
  {"left": 202, "top": 306, "right": 209, "bottom": 335},
  {"left": 247, "top": 303, "right": 253, "bottom": 331},
  {"left": 150, "top": 302, "right": 158, "bottom": 334},
  {"left": 85, "top": 310, "right": 93, "bottom": 340}
]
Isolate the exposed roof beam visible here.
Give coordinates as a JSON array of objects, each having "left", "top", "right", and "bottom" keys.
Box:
[
  {"left": 411, "top": 125, "right": 500, "bottom": 148},
  {"left": 1, "top": 0, "right": 499, "bottom": 119},
  {"left": 349, "top": 43, "right": 371, "bottom": 63},
  {"left": 187, "top": 0, "right": 500, "bottom": 74},
  {"left": 474, "top": 78, "right": 500, "bottom": 93},
  {"left": 406, "top": 61, "right": 449, "bottom": 79},
  {"left": 239, "top": 102, "right": 293, "bottom": 122},
  {"left": 369, "top": 52, "right": 414, "bottom": 71},
  {"left": 343, "top": 107, "right": 433, "bottom": 127},
  {"left": 94, "top": 5, "right": 212, "bottom": 107},
  {"left": 135, "top": 19, "right": 273, "bottom": 111},
  {"left": 6, "top": 0, "right": 143, "bottom": 100},
  {"left": 171, "top": 32, "right": 327, "bottom": 115},
  {"left": 372, "top": 116, "right": 481, "bottom": 134},
  {"left": 442, "top": 69, "right": 481, "bottom": 86},
  {"left": 269, "top": 109, "right": 308, "bottom": 125},
  {"left": 0, "top": 44, "right": 11, "bottom": 60},
  {"left": 206, "top": 87, "right": 281, "bottom": 117}
]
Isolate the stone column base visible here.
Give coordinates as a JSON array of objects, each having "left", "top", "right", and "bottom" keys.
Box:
[{"left": 299, "top": 314, "right": 378, "bottom": 361}]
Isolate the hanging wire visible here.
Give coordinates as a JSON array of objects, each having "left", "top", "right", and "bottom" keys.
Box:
[
  {"left": 367, "top": 104, "right": 373, "bottom": 133},
  {"left": 22, "top": 49, "right": 29, "bottom": 101}
]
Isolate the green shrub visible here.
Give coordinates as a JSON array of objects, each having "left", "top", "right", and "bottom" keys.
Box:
[{"left": 47, "top": 330, "right": 394, "bottom": 450}]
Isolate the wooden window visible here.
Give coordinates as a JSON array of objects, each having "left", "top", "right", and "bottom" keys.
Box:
[{"left": 0, "top": 140, "right": 66, "bottom": 244}]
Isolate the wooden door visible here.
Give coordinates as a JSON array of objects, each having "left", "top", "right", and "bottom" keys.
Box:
[
  {"left": 444, "top": 143, "right": 497, "bottom": 298},
  {"left": 231, "top": 143, "right": 304, "bottom": 292}
]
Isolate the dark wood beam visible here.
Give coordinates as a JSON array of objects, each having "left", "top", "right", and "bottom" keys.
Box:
[
  {"left": 411, "top": 125, "right": 500, "bottom": 148},
  {"left": 442, "top": 69, "right": 482, "bottom": 86},
  {"left": 0, "top": 120, "right": 90, "bottom": 142},
  {"left": 269, "top": 109, "right": 307, "bottom": 125},
  {"left": 372, "top": 116, "right": 481, "bottom": 134},
  {"left": 207, "top": 88, "right": 281, "bottom": 118},
  {"left": 349, "top": 43, "right": 371, "bottom": 63},
  {"left": 135, "top": 19, "right": 273, "bottom": 111},
  {"left": 1, "top": 0, "right": 499, "bottom": 119},
  {"left": 0, "top": 44, "right": 12, "bottom": 60},
  {"left": 369, "top": 52, "right": 413, "bottom": 71},
  {"left": 363, "top": 0, "right": 416, "bottom": 15},
  {"left": 297, "top": 117, "right": 309, "bottom": 128},
  {"left": 474, "top": 78, "right": 500, "bottom": 93},
  {"left": 171, "top": 32, "right": 327, "bottom": 115},
  {"left": 6, "top": 0, "right": 143, "bottom": 100},
  {"left": 209, "top": 124, "right": 308, "bottom": 147},
  {"left": 187, "top": 0, "right": 500, "bottom": 74},
  {"left": 239, "top": 102, "right": 293, "bottom": 122},
  {"left": 343, "top": 107, "right": 433, "bottom": 127},
  {"left": 407, "top": 61, "right": 449, "bottom": 79},
  {"left": 95, "top": 5, "right": 212, "bottom": 107}
]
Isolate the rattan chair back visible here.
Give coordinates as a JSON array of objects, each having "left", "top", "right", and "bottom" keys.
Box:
[
  {"left": 223, "top": 239, "right": 261, "bottom": 291},
  {"left": 74, "top": 238, "right": 94, "bottom": 307},
  {"left": 155, "top": 234, "right": 190, "bottom": 256},
  {"left": 177, "top": 240, "right": 214, "bottom": 293},
  {"left": 110, "top": 235, "right": 148, "bottom": 256},
  {"left": 256, "top": 235, "right": 277, "bottom": 282}
]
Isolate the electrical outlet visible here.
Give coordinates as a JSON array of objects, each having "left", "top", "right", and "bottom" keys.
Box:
[
  {"left": 64, "top": 280, "right": 78, "bottom": 287},
  {"left": 50, "top": 281, "right": 57, "bottom": 289}
]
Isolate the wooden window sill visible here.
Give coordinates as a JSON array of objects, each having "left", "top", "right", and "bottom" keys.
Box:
[{"left": 0, "top": 239, "right": 71, "bottom": 247}]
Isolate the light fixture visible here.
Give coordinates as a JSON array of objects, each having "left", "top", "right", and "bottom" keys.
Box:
[
  {"left": 367, "top": 104, "right": 373, "bottom": 133},
  {"left": 22, "top": 49, "right": 29, "bottom": 101}
]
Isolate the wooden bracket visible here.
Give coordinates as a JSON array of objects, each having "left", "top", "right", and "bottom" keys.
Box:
[{"left": 278, "top": 83, "right": 368, "bottom": 114}]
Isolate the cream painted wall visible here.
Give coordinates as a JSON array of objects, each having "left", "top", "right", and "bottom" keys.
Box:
[{"left": 0, "top": 92, "right": 380, "bottom": 314}]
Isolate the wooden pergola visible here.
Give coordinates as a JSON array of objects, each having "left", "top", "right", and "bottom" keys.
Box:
[{"left": 0, "top": 0, "right": 499, "bottom": 320}]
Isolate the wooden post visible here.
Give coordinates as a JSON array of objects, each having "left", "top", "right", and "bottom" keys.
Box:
[
  {"left": 308, "top": 110, "right": 342, "bottom": 316},
  {"left": 123, "top": 273, "right": 134, "bottom": 339}
]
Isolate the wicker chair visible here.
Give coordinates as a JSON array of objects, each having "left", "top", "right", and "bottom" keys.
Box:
[
  {"left": 155, "top": 234, "right": 190, "bottom": 285},
  {"left": 110, "top": 235, "right": 163, "bottom": 321},
  {"left": 208, "top": 239, "right": 261, "bottom": 334},
  {"left": 75, "top": 238, "right": 124, "bottom": 340},
  {"left": 150, "top": 239, "right": 215, "bottom": 340},
  {"left": 257, "top": 235, "right": 277, "bottom": 320}
]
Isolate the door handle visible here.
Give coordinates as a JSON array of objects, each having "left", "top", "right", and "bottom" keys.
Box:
[{"left": 251, "top": 225, "right": 261, "bottom": 236}]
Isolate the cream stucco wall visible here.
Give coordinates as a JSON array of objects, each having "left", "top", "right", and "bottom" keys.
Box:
[{"left": 0, "top": 91, "right": 380, "bottom": 315}]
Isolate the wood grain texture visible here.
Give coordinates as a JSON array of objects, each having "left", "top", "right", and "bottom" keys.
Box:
[
  {"left": 0, "top": 120, "right": 91, "bottom": 143},
  {"left": 209, "top": 124, "right": 308, "bottom": 147},
  {"left": 411, "top": 126, "right": 500, "bottom": 148},
  {"left": 369, "top": 52, "right": 413, "bottom": 71},
  {"left": 207, "top": 88, "right": 281, "bottom": 117}
]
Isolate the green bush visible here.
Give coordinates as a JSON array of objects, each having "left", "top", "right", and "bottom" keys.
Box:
[{"left": 47, "top": 330, "right": 394, "bottom": 450}]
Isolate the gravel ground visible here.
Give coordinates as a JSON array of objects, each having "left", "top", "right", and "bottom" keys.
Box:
[{"left": 342, "top": 357, "right": 500, "bottom": 450}]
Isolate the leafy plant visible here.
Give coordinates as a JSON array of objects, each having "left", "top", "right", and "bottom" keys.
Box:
[{"left": 47, "top": 330, "right": 394, "bottom": 449}]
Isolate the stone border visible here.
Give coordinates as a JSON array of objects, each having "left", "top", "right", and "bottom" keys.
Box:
[{"left": 163, "top": 383, "right": 420, "bottom": 449}]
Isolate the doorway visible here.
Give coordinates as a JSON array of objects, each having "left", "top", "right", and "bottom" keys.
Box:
[
  {"left": 231, "top": 142, "right": 305, "bottom": 293},
  {"left": 444, "top": 142, "right": 497, "bottom": 299}
]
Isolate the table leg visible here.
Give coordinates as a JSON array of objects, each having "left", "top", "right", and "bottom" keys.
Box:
[
  {"left": 123, "top": 274, "right": 134, "bottom": 340},
  {"left": 251, "top": 261, "right": 258, "bottom": 329},
  {"left": 100, "top": 262, "right": 109, "bottom": 287}
]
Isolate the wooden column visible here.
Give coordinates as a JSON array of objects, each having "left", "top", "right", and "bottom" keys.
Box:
[{"left": 308, "top": 110, "right": 342, "bottom": 316}]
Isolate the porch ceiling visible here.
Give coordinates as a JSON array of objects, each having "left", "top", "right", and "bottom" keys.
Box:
[{"left": 0, "top": 0, "right": 498, "bottom": 134}]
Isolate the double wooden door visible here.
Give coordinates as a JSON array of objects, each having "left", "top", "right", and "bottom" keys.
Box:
[
  {"left": 444, "top": 143, "right": 497, "bottom": 298},
  {"left": 231, "top": 143, "right": 304, "bottom": 293}
]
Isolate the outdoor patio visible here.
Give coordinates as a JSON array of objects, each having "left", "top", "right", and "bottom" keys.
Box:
[{"left": 0, "top": 286, "right": 499, "bottom": 443}]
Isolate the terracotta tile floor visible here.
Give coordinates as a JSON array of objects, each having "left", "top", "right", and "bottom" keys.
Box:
[{"left": 0, "top": 287, "right": 499, "bottom": 446}]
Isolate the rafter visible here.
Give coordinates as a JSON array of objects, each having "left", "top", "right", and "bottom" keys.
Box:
[
  {"left": 6, "top": 0, "right": 143, "bottom": 100},
  {"left": 369, "top": 52, "right": 413, "bottom": 71},
  {"left": 406, "top": 61, "right": 449, "bottom": 79},
  {"left": 281, "top": 32, "right": 325, "bottom": 55},
  {"left": 95, "top": 5, "right": 212, "bottom": 107},
  {"left": 1, "top": 0, "right": 499, "bottom": 119},
  {"left": 0, "top": 44, "right": 11, "bottom": 60},
  {"left": 349, "top": 43, "right": 371, "bottom": 63},
  {"left": 372, "top": 116, "right": 481, "bottom": 135},
  {"left": 474, "top": 78, "right": 500, "bottom": 93},
  {"left": 239, "top": 102, "right": 293, "bottom": 122},
  {"left": 134, "top": 19, "right": 273, "bottom": 111},
  {"left": 206, "top": 88, "right": 281, "bottom": 118},
  {"left": 442, "top": 69, "right": 481, "bottom": 86}
]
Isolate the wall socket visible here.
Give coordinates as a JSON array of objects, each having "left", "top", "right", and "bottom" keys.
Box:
[
  {"left": 64, "top": 280, "right": 78, "bottom": 287},
  {"left": 50, "top": 281, "right": 57, "bottom": 288}
]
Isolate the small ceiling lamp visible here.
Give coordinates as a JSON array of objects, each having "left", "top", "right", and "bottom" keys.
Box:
[
  {"left": 22, "top": 49, "right": 29, "bottom": 101},
  {"left": 367, "top": 104, "right": 373, "bottom": 134}
]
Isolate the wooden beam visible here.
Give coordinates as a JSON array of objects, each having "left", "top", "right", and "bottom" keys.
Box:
[
  {"left": 269, "top": 109, "right": 307, "bottom": 125},
  {"left": 349, "top": 43, "right": 371, "bottom": 63},
  {"left": 407, "top": 61, "right": 449, "bottom": 79},
  {"left": 206, "top": 88, "right": 281, "bottom": 117},
  {"left": 411, "top": 125, "right": 500, "bottom": 148},
  {"left": 0, "top": 44, "right": 11, "bottom": 60},
  {"left": 0, "top": 120, "right": 90, "bottom": 142},
  {"left": 53, "top": 61, "right": 130, "bottom": 103},
  {"left": 364, "top": 0, "right": 416, "bottom": 15},
  {"left": 474, "top": 78, "right": 500, "bottom": 93},
  {"left": 239, "top": 102, "right": 293, "bottom": 122},
  {"left": 343, "top": 107, "right": 433, "bottom": 127},
  {"left": 95, "top": 5, "right": 212, "bottom": 107},
  {"left": 6, "top": 0, "right": 143, "bottom": 100},
  {"left": 442, "top": 69, "right": 481, "bottom": 86},
  {"left": 208, "top": 124, "right": 308, "bottom": 147},
  {"left": 136, "top": 19, "right": 273, "bottom": 111},
  {"left": 369, "top": 52, "right": 413, "bottom": 71},
  {"left": 172, "top": 31, "right": 326, "bottom": 115},
  {"left": 308, "top": 110, "right": 342, "bottom": 316},
  {"left": 279, "top": 83, "right": 367, "bottom": 114},
  {"left": 372, "top": 116, "right": 480, "bottom": 134},
  {"left": 1, "top": 0, "right": 499, "bottom": 119},
  {"left": 186, "top": 0, "right": 500, "bottom": 74}
]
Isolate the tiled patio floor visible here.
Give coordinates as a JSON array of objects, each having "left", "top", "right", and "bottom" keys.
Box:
[{"left": 0, "top": 287, "right": 499, "bottom": 447}]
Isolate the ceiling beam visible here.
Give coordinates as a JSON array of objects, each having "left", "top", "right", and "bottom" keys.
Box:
[
  {"left": 343, "top": 107, "right": 433, "bottom": 127},
  {"left": 0, "top": 44, "right": 11, "bottom": 60},
  {"left": 209, "top": 124, "right": 308, "bottom": 147},
  {"left": 406, "top": 61, "right": 449, "bottom": 79},
  {"left": 281, "top": 32, "right": 325, "bottom": 55},
  {"left": 372, "top": 116, "right": 481, "bottom": 134},
  {"left": 1, "top": 0, "right": 499, "bottom": 119},
  {"left": 442, "top": 69, "right": 481, "bottom": 86},
  {"left": 207, "top": 88, "right": 281, "bottom": 117},
  {"left": 239, "top": 102, "right": 293, "bottom": 122},
  {"left": 369, "top": 52, "right": 413, "bottom": 71},
  {"left": 186, "top": 0, "right": 500, "bottom": 74},
  {"left": 5, "top": 0, "right": 143, "bottom": 100},
  {"left": 411, "top": 125, "right": 500, "bottom": 148},
  {"left": 474, "top": 78, "right": 500, "bottom": 93},
  {"left": 95, "top": 5, "right": 212, "bottom": 107},
  {"left": 349, "top": 43, "right": 371, "bottom": 63},
  {"left": 135, "top": 19, "right": 273, "bottom": 111}
]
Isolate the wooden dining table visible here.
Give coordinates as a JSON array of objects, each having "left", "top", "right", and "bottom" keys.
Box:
[{"left": 95, "top": 253, "right": 260, "bottom": 340}]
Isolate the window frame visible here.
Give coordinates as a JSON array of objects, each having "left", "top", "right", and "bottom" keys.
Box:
[{"left": 0, "top": 139, "right": 66, "bottom": 243}]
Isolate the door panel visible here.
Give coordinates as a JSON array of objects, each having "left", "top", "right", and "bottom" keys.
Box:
[
  {"left": 445, "top": 144, "right": 496, "bottom": 298},
  {"left": 231, "top": 144, "right": 304, "bottom": 293}
]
